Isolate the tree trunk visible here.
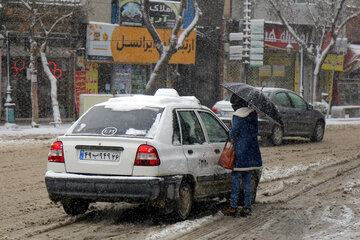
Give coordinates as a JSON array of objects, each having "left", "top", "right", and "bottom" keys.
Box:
[
  {"left": 145, "top": 52, "right": 172, "bottom": 95},
  {"left": 312, "top": 58, "right": 323, "bottom": 103},
  {"left": 29, "top": 40, "right": 39, "bottom": 127},
  {"left": 40, "top": 48, "right": 62, "bottom": 127}
]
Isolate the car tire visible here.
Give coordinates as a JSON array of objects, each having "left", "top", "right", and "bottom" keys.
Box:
[
  {"left": 62, "top": 199, "right": 89, "bottom": 216},
  {"left": 173, "top": 182, "right": 193, "bottom": 221},
  {"left": 270, "top": 124, "right": 283, "bottom": 146},
  {"left": 310, "top": 121, "right": 325, "bottom": 142}
]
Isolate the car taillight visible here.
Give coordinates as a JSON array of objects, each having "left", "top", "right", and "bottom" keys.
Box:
[
  {"left": 48, "top": 141, "right": 64, "bottom": 163},
  {"left": 134, "top": 145, "right": 160, "bottom": 166},
  {"left": 212, "top": 106, "right": 217, "bottom": 113}
]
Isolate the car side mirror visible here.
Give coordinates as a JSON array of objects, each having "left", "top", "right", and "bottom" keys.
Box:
[{"left": 308, "top": 104, "right": 313, "bottom": 110}]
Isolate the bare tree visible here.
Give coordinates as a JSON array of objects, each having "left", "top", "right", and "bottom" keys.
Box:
[
  {"left": 20, "top": 0, "right": 84, "bottom": 127},
  {"left": 266, "top": 0, "right": 360, "bottom": 102},
  {"left": 141, "top": 0, "right": 202, "bottom": 95}
]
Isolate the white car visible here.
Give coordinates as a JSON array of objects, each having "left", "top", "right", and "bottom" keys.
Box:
[
  {"left": 211, "top": 95, "right": 233, "bottom": 128},
  {"left": 45, "top": 89, "right": 262, "bottom": 220}
]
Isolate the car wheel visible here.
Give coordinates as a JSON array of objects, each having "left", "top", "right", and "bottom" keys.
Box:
[
  {"left": 310, "top": 121, "right": 325, "bottom": 142},
  {"left": 271, "top": 124, "right": 283, "bottom": 146},
  {"left": 174, "top": 182, "right": 193, "bottom": 221},
  {"left": 62, "top": 199, "right": 89, "bottom": 216}
]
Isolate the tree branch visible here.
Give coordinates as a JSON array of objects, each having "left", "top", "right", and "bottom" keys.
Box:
[
  {"left": 176, "top": 0, "right": 202, "bottom": 49},
  {"left": 141, "top": 0, "right": 163, "bottom": 53}
]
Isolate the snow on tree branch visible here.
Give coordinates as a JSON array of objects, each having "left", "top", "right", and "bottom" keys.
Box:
[{"left": 142, "top": 0, "right": 202, "bottom": 95}]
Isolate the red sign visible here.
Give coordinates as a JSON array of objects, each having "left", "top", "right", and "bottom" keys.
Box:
[
  {"left": 74, "top": 71, "right": 86, "bottom": 114},
  {"left": 265, "top": 25, "right": 301, "bottom": 51}
]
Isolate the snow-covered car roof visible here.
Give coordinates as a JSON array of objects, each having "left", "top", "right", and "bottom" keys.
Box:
[{"left": 96, "top": 88, "right": 202, "bottom": 111}]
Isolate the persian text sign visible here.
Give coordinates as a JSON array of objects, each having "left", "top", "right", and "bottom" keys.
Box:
[
  {"left": 87, "top": 23, "right": 196, "bottom": 64},
  {"left": 120, "top": 0, "right": 180, "bottom": 29},
  {"left": 75, "top": 71, "right": 86, "bottom": 114},
  {"left": 74, "top": 63, "right": 99, "bottom": 114},
  {"left": 321, "top": 54, "right": 344, "bottom": 71},
  {"left": 264, "top": 25, "right": 311, "bottom": 51}
]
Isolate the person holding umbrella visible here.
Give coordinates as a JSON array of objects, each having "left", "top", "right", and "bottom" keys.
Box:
[{"left": 222, "top": 93, "right": 263, "bottom": 217}]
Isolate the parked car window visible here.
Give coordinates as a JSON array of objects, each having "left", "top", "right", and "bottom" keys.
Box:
[
  {"left": 172, "top": 111, "right": 181, "bottom": 145},
  {"left": 178, "top": 111, "right": 206, "bottom": 145},
  {"left": 288, "top": 92, "right": 307, "bottom": 109},
  {"left": 275, "top": 92, "right": 292, "bottom": 107},
  {"left": 71, "top": 106, "right": 163, "bottom": 138},
  {"left": 198, "top": 111, "right": 228, "bottom": 143}
]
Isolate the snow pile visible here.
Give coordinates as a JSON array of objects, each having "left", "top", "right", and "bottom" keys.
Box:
[
  {"left": 146, "top": 214, "right": 220, "bottom": 240},
  {"left": 261, "top": 158, "right": 343, "bottom": 182}
]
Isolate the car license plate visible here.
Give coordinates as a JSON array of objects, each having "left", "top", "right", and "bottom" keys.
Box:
[
  {"left": 79, "top": 150, "right": 120, "bottom": 161},
  {"left": 221, "top": 111, "right": 231, "bottom": 117}
]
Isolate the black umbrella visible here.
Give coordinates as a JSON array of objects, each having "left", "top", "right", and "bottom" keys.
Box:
[{"left": 222, "top": 82, "right": 283, "bottom": 126}]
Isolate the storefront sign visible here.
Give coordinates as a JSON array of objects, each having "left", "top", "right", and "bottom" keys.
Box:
[
  {"left": 87, "top": 23, "right": 196, "bottom": 64},
  {"left": 259, "top": 65, "right": 271, "bottom": 77},
  {"left": 120, "top": 0, "right": 180, "bottom": 28},
  {"left": 295, "top": 55, "right": 300, "bottom": 94},
  {"left": 265, "top": 25, "right": 310, "bottom": 52},
  {"left": 75, "top": 71, "right": 86, "bottom": 114},
  {"left": 273, "top": 65, "right": 285, "bottom": 77},
  {"left": 75, "top": 63, "right": 99, "bottom": 114},
  {"left": 85, "top": 63, "right": 99, "bottom": 93},
  {"left": 267, "top": 53, "right": 291, "bottom": 66},
  {"left": 321, "top": 54, "right": 344, "bottom": 71}
]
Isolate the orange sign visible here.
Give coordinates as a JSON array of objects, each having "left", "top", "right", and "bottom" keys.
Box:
[{"left": 110, "top": 26, "right": 196, "bottom": 64}]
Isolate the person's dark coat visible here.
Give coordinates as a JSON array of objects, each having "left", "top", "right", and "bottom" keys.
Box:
[{"left": 229, "top": 107, "right": 262, "bottom": 171}]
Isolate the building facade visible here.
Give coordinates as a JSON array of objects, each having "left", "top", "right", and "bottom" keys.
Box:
[{"left": 1, "top": 0, "right": 226, "bottom": 122}]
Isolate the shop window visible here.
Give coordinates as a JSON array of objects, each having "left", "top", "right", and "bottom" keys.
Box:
[{"left": 131, "top": 65, "right": 148, "bottom": 94}]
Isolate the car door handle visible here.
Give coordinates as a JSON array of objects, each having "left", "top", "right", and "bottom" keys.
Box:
[
  {"left": 188, "top": 150, "right": 193, "bottom": 154},
  {"left": 214, "top": 149, "right": 220, "bottom": 154}
]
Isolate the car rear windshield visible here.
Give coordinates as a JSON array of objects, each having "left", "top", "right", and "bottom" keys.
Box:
[{"left": 69, "top": 106, "right": 164, "bottom": 138}]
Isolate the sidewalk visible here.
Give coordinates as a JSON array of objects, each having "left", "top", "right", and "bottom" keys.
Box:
[
  {"left": 325, "top": 117, "right": 360, "bottom": 125},
  {"left": 0, "top": 122, "right": 72, "bottom": 136}
]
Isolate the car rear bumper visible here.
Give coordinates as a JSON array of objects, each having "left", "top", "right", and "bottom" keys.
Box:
[{"left": 45, "top": 171, "right": 182, "bottom": 203}]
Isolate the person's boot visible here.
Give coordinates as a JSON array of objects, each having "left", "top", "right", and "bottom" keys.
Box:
[
  {"left": 239, "top": 207, "right": 252, "bottom": 217},
  {"left": 222, "top": 207, "right": 238, "bottom": 217}
]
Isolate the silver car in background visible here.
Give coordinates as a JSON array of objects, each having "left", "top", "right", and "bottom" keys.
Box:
[{"left": 212, "top": 87, "right": 326, "bottom": 145}]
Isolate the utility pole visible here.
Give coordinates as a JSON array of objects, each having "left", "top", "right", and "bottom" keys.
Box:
[
  {"left": 1, "top": 26, "right": 16, "bottom": 126},
  {"left": 242, "top": 0, "right": 251, "bottom": 83}
]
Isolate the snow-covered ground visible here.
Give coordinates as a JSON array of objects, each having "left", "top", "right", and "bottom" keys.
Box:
[
  {"left": 1, "top": 117, "right": 360, "bottom": 240},
  {"left": 1, "top": 117, "right": 360, "bottom": 136},
  {"left": 0, "top": 122, "right": 72, "bottom": 136}
]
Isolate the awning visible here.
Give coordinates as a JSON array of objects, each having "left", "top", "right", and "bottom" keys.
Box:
[{"left": 343, "top": 44, "right": 360, "bottom": 73}]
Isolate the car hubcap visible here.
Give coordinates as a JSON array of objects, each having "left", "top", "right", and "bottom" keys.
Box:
[
  {"left": 316, "top": 125, "right": 324, "bottom": 139},
  {"left": 272, "top": 126, "right": 282, "bottom": 144}
]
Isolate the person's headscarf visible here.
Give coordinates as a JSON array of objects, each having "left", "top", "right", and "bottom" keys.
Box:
[{"left": 230, "top": 94, "right": 248, "bottom": 111}]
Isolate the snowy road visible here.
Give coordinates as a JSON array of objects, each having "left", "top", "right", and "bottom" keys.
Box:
[{"left": 0, "top": 122, "right": 359, "bottom": 239}]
